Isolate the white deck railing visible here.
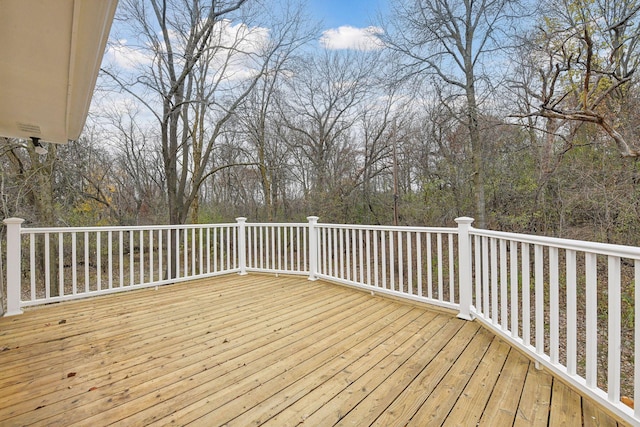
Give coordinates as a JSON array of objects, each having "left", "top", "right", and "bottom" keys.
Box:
[
  {"left": 467, "top": 227, "right": 640, "bottom": 425},
  {"left": 244, "top": 220, "right": 310, "bottom": 275},
  {"left": 2, "top": 219, "right": 240, "bottom": 310},
  {"left": 2, "top": 216, "right": 638, "bottom": 425},
  {"left": 313, "top": 221, "right": 462, "bottom": 312}
]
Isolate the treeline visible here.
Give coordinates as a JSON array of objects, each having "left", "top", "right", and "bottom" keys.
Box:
[{"left": 2, "top": 0, "right": 640, "bottom": 247}]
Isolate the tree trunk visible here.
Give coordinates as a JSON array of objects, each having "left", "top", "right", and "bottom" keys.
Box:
[{"left": 466, "top": 80, "right": 486, "bottom": 228}]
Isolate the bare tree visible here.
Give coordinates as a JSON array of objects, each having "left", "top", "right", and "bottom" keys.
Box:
[
  {"left": 382, "top": 0, "right": 524, "bottom": 227},
  {"left": 357, "top": 93, "right": 398, "bottom": 224},
  {"left": 235, "top": 1, "right": 317, "bottom": 220},
  {"left": 278, "top": 49, "right": 377, "bottom": 213},
  {"left": 1, "top": 138, "right": 59, "bottom": 295},
  {"left": 103, "top": 0, "right": 232, "bottom": 223},
  {"left": 103, "top": 0, "right": 303, "bottom": 225},
  {"left": 100, "top": 0, "right": 315, "bottom": 277},
  {"left": 512, "top": 0, "right": 640, "bottom": 157},
  {"left": 1, "top": 138, "right": 57, "bottom": 226},
  {"left": 100, "top": 106, "right": 166, "bottom": 224}
]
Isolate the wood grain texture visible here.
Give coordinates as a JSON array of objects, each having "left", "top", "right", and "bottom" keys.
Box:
[{"left": 0, "top": 274, "right": 629, "bottom": 426}]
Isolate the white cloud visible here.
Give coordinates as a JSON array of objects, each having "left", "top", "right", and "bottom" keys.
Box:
[
  {"left": 105, "top": 39, "right": 154, "bottom": 70},
  {"left": 105, "top": 19, "right": 271, "bottom": 77},
  {"left": 207, "top": 20, "right": 271, "bottom": 82},
  {"left": 319, "top": 26, "right": 384, "bottom": 51},
  {"left": 214, "top": 19, "right": 270, "bottom": 55}
]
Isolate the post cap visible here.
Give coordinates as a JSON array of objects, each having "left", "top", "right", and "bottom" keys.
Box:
[
  {"left": 3, "top": 218, "right": 25, "bottom": 225},
  {"left": 455, "top": 217, "right": 475, "bottom": 225}
]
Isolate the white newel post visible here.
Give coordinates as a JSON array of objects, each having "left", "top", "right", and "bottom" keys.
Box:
[
  {"left": 3, "top": 218, "right": 24, "bottom": 316},
  {"left": 307, "top": 216, "right": 319, "bottom": 281},
  {"left": 455, "top": 217, "right": 474, "bottom": 320},
  {"left": 236, "top": 217, "right": 248, "bottom": 275}
]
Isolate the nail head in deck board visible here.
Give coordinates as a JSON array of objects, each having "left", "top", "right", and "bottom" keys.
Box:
[{"left": 583, "top": 398, "right": 618, "bottom": 427}]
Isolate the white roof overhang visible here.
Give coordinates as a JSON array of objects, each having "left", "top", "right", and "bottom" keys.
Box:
[{"left": 0, "top": 0, "right": 118, "bottom": 144}]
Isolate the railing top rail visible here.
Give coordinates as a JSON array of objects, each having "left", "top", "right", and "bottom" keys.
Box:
[
  {"left": 471, "top": 227, "right": 640, "bottom": 259},
  {"left": 245, "top": 222, "right": 308, "bottom": 227},
  {"left": 17, "top": 223, "right": 238, "bottom": 234},
  {"left": 316, "top": 223, "right": 458, "bottom": 234}
]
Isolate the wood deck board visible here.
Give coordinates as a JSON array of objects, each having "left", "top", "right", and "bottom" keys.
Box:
[
  {"left": 214, "top": 310, "right": 439, "bottom": 427},
  {"left": 101, "top": 298, "right": 407, "bottom": 426},
  {"left": 373, "top": 329, "right": 489, "bottom": 426},
  {"left": 185, "top": 307, "right": 425, "bottom": 426},
  {"left": 477, "top": 346, "right": 531, "bottom": 425},
  {"left": 0, "top": 279, "right": 354, "bottom": 419},
  {"left": 583, "top": 398, "right": 618, "bottom": 427},
  {"left": 513, "top": 363, "right": 553, "bottom": 426},
  {"left": 326, "top": 321, "right": 474, "bottom": 426},
  {"left": 260, "top": 312, "right": 453, "bottom": 427},
  {"left": 549, "top": 378, "right": 582, "bottom": 426},
  {"left": 0, "top": 277, "right": 299, "bottom": 376},
  {"left": 10, "top": 285, "right": 379, "bottom": 425},
  {"left": 0, "top": 274, "right": 630, "bottom": 426},
  {"left": 440, "top": 335, "right": 512, "bottom": 426},
  {"left": 12, "top": 281, "right": 342, "bottom": 370}
]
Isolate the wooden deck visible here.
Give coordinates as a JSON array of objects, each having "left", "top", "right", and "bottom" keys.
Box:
[{"left": 0, "top": 274, "right": 630, "bottom": 426}]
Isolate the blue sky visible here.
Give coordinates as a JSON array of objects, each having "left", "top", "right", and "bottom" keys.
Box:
[
  {"left": 306, "top": 0, "right": 388, "bottom": 50},
  {"left": 105, "top": 0, "right": 388, "bottom": 77},
  {"left": 308, "top": 0, "right": 386, "bottom": 29}
]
